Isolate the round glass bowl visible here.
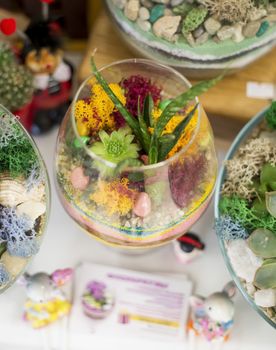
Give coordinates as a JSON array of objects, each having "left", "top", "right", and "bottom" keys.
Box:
[
  {"left": 55, "top": 59, "right": 217, "bottom": 249},
  {"left": 0, "top": 105, "right": 50, "bottom": 293},
  {"left": 105, "top": 0, "right": 276, "bottom": 78},
  {"left": 215, "top": 107, "right": 276, "bottom": 328}
]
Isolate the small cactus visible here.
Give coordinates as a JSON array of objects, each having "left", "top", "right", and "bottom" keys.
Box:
[
  {"left": 0, "top": 63, "right": 34, "bottom": 111},
  {"left": 182, "top": 7, "right": 208, "bottom": 34},
  {"left": 0, "top": 42, "right": 15, "bottom": 66}
]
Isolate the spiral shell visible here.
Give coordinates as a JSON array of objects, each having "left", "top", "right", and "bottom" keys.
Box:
[{"left": 0, "top": 175, "right": 45, "bottom": 207}]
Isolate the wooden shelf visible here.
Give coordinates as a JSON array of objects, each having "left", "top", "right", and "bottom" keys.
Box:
[{"left": 79, "top": 10, "right": 276, "bottom": 122}]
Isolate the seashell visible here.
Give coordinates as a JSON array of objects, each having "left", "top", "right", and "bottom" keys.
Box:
[
  {"left": 0, "top": 176, "right": 29, "bottom": 207},
  {"left": 0, "top": 175, "right": 46, "bottom": 207},
  {"left": 16, "top": 200, "right": 46, "bottom": 223}
]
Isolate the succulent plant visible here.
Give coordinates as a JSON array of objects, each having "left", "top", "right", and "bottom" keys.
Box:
[
  {"left": 0, "top": 62, "right": 34, "bottom": 111},
  {"left": 254, "top": 260, "right": 276, "bottom": 289},
  {"left": 182, "top": 7, "right": 208, "bottom": 34},
  {"left": 266, "top": 191, "right": 276, "bottom": 218},
  {"left": 91, "top": 56, "right": 222, "bottom": 164},
  {"left": 248, "top": 228, "right": 276, "bottom": 258},
  {"left": 90, "top": 127, "right": 140, "bottom": 164},
  {"left": 0, "top": 42, "right": 15, "bottom": 66}
]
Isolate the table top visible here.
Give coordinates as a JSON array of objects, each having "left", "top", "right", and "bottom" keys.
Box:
[
  {"left": 78, "top": 10, "right": 276, "bottom": 122},
  {"left": 0, "top": 128, "right": 275, "bottom": 350}
]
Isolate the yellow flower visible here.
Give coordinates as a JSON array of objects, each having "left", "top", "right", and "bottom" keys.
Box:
[
  {"left": 90, "top": 177, "right": 137, "bottom": 216},
  {"left": 74, "top": 83, "right": 125, "bottom": 135},
  {"left": 149, "top": 106, "right": 198, "bottom": 158}
]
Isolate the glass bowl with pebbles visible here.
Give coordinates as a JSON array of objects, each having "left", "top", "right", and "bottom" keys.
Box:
[
  {"left": 0, "top": 105, "right": 50, "bottom": 293},
  {"left": 215, "top": 101, "right": 276, "bottom": 328},
  {"left": 55, "top": 58, "right": 218, "bottom": 250},
  {"left": 105, "top": 0, "right": 276, "bottom": 78}
]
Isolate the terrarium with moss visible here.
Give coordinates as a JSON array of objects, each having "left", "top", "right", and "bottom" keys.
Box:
[
  {"left": 215, "top": 101, "right": 276, "bottom": 327},
  {"left": 0, "top": 105, "right": 50, "bottom": 293},
  {"left": 55, "top": 58, "right": 218, "bottom": 249},
  {"left": 106, "top": 0, "right": 276, "bottom": 77}
]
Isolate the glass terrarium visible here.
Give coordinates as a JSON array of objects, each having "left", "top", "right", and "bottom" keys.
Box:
[
  {"left": 0, "top": 105, "right": 50, "bottom": 293},
  {"left": 215, "top": 102, "right": 276, "bottom": 328},
  {"left": 105, "top": 0, "right": 276, "bottom": 78},
  {"left": 55, "top": 59, "right": 217, "bottom": 249}
]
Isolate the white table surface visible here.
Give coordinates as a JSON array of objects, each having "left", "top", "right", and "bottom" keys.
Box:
[{"left": 0, "top": 128, "right": 275, "bottom": 350}]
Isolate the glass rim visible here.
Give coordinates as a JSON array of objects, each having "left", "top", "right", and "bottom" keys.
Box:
[
  {"left": 71, "top": 58, "right": 201, "bottom": 171},
  {"left": 0, "top": 104, "right": 51, "bottom": 294}
]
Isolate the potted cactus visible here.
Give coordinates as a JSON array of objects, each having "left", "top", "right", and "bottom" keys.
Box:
[{"left": 0, "top": 43, "right": 34, "bottom": 130}]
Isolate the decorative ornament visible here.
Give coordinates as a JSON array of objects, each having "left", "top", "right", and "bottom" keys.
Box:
[
  {"left": 188, "top": 282, "right": 236, "bottom": 343},
  {"left": 0, "top": 18, "right": 16, "bottom": 36},
  {"left": 20, "top": 268, "right": 73, "bottom": 329},
  {"left": 173, "top": 232, "right": 205, "bottom": 264}
]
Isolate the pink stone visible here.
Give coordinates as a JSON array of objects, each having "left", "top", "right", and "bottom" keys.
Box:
[
  {"left": 133, "top": 192, "right": 151, "bottom": 217},
  {"left": 70, "top": 167, "right": 89, "bottom": 190}
]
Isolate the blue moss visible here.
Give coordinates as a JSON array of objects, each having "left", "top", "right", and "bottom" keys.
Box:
[
  {"left": 0, "top": 264, "right": 10, "bottom": 286},
  {"left": 7, "top": 238, "right": 39, "bottom": 258},
  {"left": 0, "top": 206, "right": 37, "bottom": 257},
  {"left": 215, "top": 215, "right": 249, "bottom": 241}
]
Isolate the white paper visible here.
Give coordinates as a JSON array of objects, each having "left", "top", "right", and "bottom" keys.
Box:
[
  {"left": 69, "top": 262, "right": 192, "bottom": 344},
  {"left": 246, "top": 82, "right": 275, "bottom": 99}
]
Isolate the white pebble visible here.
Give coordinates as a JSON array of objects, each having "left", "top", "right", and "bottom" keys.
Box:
[
  {"left": 139, "top": 6, "right": 150, "bottom": 20},
  {"left": 227, "top": 239, "right": 263, "bottom": 283},
  {"left": 137, "top": 18, "right": 151, "bottom": 31},
  {"left": 254, "top": 289, "right": 276, "bottom": 308}
]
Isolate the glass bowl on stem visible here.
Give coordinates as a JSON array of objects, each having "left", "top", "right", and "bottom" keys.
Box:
[{"left": 55, "top": 59, "right": 217, "bottom": 250}]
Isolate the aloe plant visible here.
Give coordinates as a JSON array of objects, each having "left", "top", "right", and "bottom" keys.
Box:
[{"left": 91, "top": 56, "right": 222, "bottom": 164}]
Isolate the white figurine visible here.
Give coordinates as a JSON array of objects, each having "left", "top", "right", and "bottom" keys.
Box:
[
  {"left": 188, "top": 282, "right": 236, "bottom": 343},
  {"left": 20, "top": 268, "right": 73, "bottom": 328}
]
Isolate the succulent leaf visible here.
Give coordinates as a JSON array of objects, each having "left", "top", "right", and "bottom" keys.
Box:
[
  {"left": 266, "top": 191, "right": 276, "bottom": 218},
  {"left": 254, "top": 261, "right": 276, "bottom": 289},
  {"left": 248, "top": 228, "right": 276, "bottom": 258}
]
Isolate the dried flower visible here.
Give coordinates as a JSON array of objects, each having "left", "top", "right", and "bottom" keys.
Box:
[
  {"left": 219, "top": 196, "right": 276, "bottom": 232},
  {"left": 120, "top": 75, "right": 161, "bottom": 118},
  {"left": 169, "top": 154, "right": 206, "bottom": 207},
  {"left": 90, "top": 177, "right": 137, "bottom": 216},
  {"left": 215, "top": 215, "right": 249, "bottom": 241},
  {"left": 0, "top": 205, "right": 37, "bottom": 257},
  {"left": 0, "top": 264, "right": 10, "bottom": 286},
  {"left": 222, "top": 138, "right": 276, "bottom": 200}
]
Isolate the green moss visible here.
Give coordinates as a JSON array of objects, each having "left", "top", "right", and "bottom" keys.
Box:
[
  {"left": 265, "top": 101, "right": 276, "bottom": 130},
  {"left": 0, "top": 119, "right": 38, "bottom": 178},
  {"left": 219, "top": 196, "right": 276, "bottom": 233}
]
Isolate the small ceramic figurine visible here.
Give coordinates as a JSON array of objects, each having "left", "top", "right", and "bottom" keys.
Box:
[
  {"left": 173, "top": 232, "right": 205, "bottom": 264},
  {"left": 188, "top": 282, "right": 236, "bottom": 343},
  {"left": 82, "top": 280, "right": 115, "bottom": 319},
  {"left": 20, "top": 268, "right": 73, "bottom": 328}
]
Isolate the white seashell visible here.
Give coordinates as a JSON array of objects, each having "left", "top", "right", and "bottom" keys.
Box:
[
  {"left": 16, "top": 200, "right": 46, "bottom": 222},
  {"left": 0, "top": 177, "right": 29, "bottom": 207},
  {"left": 0, "top": 175, "right": 45, "bottom": 207}
]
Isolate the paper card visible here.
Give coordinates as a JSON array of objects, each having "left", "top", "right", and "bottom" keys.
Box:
[
  {"left": 69, "top": 262, "right": 192, "bottom": 344},
  {"left": 246, "top": 82, "right": 275, "bottom": 100}
]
